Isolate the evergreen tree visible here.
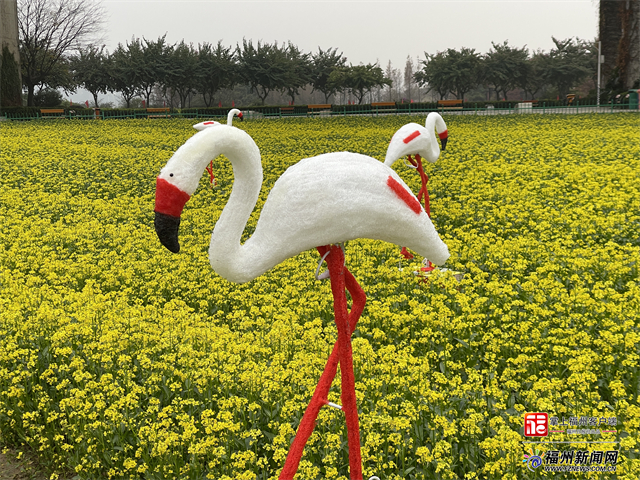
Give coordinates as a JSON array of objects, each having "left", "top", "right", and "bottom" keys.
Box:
[
  {"left": 70, "top": 44, "right": 110, "bottom": 107},
  {"left": 237, "top": 39, "right": 288, "bottom": 105},
  {"left": 196, "top": 41, "right": 236, "bottom": 107},
  {"left": 483, "top": 41, "right": 529, "bottom": 100},
  {"left": 310, "top": 47, "right": 346, "bottom": 103}
]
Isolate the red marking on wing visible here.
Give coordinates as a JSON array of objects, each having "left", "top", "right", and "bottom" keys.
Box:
[
  {"left": 203, "top": 121, "right": 216, "bottom": 125},
  {"left": 155, "top": 177, "right": 191, "bottom": 217},
  {"left": 387, "top": 176, "right": 421, "bottom": 215},
  {"left": 403, "top": 130, "right": 421, "bottom": 144},
  {"left": 438, "top": 129, "right": 448, "bottom": 140}
]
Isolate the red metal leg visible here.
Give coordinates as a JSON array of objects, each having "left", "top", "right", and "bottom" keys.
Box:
[{"left": 279, "top": 245, "right": 365, "bottom": 480}]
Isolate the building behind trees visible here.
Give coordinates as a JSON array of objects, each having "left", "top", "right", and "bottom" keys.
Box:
[
  {"left": 0, "top": 0, "right": 22, "bottom": 107},
  {"left": 599, "top": 0, "right": 640, "bottom": 92}
]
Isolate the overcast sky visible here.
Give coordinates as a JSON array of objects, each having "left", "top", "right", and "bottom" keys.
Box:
[{"left": 72, "top": 0, "right": 599, "bottom": 103}]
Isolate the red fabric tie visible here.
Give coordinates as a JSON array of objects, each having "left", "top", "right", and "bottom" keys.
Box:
[{"left": 206, "top": 161, "right": 216, "bottom": 187}]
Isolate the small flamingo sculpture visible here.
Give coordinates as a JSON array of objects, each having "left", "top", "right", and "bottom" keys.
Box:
[
  {"left": 154, "top": 124, "right": 449, "bottom": 479},
  {"left": 193, "top": 108, "right": 243, "bottom": 131},
  {"left": 385, "top": 112, "right": 448, "bottom": 264}
]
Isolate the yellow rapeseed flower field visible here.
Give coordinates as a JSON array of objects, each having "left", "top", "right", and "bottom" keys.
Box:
[{"left": 0, "top": 114, "right": 639, "bottom": 479}]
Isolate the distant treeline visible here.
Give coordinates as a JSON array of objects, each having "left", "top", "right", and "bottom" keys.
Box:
[{"left": 26, "top": 36, "right": 604, "bottom": 108}]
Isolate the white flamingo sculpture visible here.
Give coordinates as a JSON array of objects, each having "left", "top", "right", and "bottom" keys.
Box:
[
  {"left": 384, "top": 112, "right": 448, "bottom": 264},
  {"left": 154, "top": 124, "right": 449, "bottom": 479},
  {"left": 193, "top": 108, "right": 243, "bottom": 131},
  {"left": 384, "top": 112, "right": 448, "bottom": 166}
]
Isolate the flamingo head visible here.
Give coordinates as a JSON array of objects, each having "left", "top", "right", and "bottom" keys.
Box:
[
  {"left": 154, "top": 130, "right": 218, "bottom": 252},
  {"left": 154, "top": 177, "right": 190, "bottom": 253},
  {"left": 228, "top": 108, "right": 243, "bottom": 124},
  {"left": 428, "top": 112, "right": 448, "bottom": 151}
]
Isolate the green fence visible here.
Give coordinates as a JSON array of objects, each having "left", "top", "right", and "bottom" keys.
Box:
[{"left": 2, "top": 101, "right": 638, "bottom": 122}]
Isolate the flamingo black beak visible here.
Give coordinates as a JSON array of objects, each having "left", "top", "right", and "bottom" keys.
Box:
[
  {"left": 154, "top": 177, "right": 191, "bottom": 253},
  {"left": 155, "top": 212, "right": 181, "bottom": 253},
  {"left": 439, "top": 130, "right": 448, "bottom": 151}
]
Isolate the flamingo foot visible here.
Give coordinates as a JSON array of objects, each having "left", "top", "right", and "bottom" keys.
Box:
[
  {"left": 400, "top": 246, "right": 414, "bottom": 260},
  {"left": 279, "top": 245, "right": 365, "bottom": 480}
]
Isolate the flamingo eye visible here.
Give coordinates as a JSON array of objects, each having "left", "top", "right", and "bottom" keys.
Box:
[{"left": 170, "top": 173, "right": 174, "bottom": 177}]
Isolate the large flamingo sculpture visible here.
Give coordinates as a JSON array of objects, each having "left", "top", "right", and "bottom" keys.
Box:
[{"left": 154, "top": 124, "right": 449, "bottom": 479}]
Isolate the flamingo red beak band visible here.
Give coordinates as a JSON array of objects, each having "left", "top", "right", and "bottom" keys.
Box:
[
  {"left": 439, "top": 130, "right": 448, "bottom": 151},
  {"left": 154, "top": 177, "right": 191, "bottom": 253}
]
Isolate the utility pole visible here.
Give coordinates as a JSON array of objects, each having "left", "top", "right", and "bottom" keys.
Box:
[{"left": 597, "top": 40, "right": 603, "bottom": 107}]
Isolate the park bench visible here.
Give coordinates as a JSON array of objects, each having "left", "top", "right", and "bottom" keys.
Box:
[
  {"left": 307, "top": 104, "right": 332, "bottom": 116},
  {"left": 516, "top": 100, "right": 539, "bottom": 112},
  {"left": 517, "top": 100, "right": 539, "bottom": 107},
  {"left": 147, "top": 107, "right": 170, "bottom": 118},
  {"left": 40, "top": 108, "right": 65, "bottom": 118},
  {"left": 437, "top": 99, "right": 463, "bottom": 110},
  {"left": 280, "top": 106, "right": 295, "bottom": 116},
  {"left": 371, "top": 102, "right": 396, "bottom": 114}
]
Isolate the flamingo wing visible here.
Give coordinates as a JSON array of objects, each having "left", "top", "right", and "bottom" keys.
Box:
[{"left": 238, "top": 152, "right": 449, "bottom": 276}]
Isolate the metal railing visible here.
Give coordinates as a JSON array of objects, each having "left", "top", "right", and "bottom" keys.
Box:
[{"left": 2, "top": 101, "right": 638, "bottom": 122}]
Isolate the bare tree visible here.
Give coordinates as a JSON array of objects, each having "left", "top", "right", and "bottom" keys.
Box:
[
  {"left": 384, "top": 60, "right": 400, "bottom": 101},
  {"left": 404, "top": 55, "right": 415, "bottom": 101},
  {"left": 18, "top": 0, "right": 105, "bottom": 105}
]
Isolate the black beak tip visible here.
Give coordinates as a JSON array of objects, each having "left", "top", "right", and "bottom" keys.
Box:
[
  {"left": 440, "top": 137, "right": 448, "bottom": 151},
  {"left": 154, "top": 211, "right": 181, "bottom": 253}
]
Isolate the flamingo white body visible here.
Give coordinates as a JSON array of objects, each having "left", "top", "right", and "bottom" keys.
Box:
[
  {"left": 155, "top": 124, "right": 449, "bottom": 283},
  {"left": 384, "top": 112, "right": 448, "bottom": 165},
  {"left": 193, "top": 108, "right": 243, "bottom": 131}
]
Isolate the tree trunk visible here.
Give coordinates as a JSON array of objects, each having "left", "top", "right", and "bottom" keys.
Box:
[
  {"left": 254, "top": 85, "right": 269, "bottom": 105},
  {"left": 27, "top": 83, "right": 35, "bottom": 106}
]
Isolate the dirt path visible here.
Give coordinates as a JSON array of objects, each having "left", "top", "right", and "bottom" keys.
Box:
[{"left": 0, "top": 448, "right": 52, "bottom": 480}]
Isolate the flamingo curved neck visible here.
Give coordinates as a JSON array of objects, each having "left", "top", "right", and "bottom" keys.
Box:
[
  {"left": 165, "top": 125, "right": 264, "bottom": 283},
  {"left": 195, "top": 127, "right": 267, "bottom": 283},
  {"left": 423, "top": 113, "right": 445, "bottom": 163},
  {"left": 227, "top": 109, "right": 241, "bottom": 125}
]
